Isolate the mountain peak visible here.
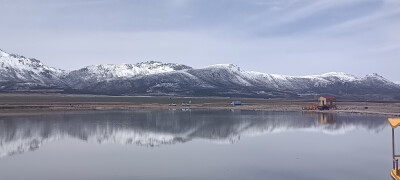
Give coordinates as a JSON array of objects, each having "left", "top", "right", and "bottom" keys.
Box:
[
  {"left": 365, "top": 73, "right": 390, "bottom": 82},
  {"left": 135, "top": 61, "right": 191, "bottom": 70},
  {"left": 366, "top": 73, "right": 383, "bottom": 78},
  {"left": 318, "top": 72, "right": 357, "bottom": 81},
  {"left": 321, "top": 72, "right": 351, "bottom": 76},
  {"left": 0, "top": 49, "right": 10, "bottom": 57},
  {"left": 210, "top": 63, "right": 238, "bottom": 67},
  {"left": 137, "top": 61, "right": 163, "bottom": 65},
  {"left": 0, "top": 49, "right": 65, "bottom": 88},
  {"left": 209, "top": 64, "right": 241, "bottom": 71}
]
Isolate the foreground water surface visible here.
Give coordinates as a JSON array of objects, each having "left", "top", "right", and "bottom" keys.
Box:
[{"left": 0, "top": 110, "right": 394, "bottom": 180}]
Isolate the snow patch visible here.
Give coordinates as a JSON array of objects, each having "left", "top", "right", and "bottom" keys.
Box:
[
  {"left": 0, "top": 49, "right": 10, "bottom": 57},
  {"left": 74, "top": 61, "right": 191, "bottom": 81}
]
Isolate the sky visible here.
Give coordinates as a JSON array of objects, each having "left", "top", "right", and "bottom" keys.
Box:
[{"left": 0, "top": 0, "right": 399, "bottom": 82}]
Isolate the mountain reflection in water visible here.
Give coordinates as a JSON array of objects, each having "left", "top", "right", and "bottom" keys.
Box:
[{"left": 0, "top": 110, "right": 387, "bottom": 158}]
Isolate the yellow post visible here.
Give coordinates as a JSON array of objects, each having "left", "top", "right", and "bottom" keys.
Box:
[
  {"left": 389, "top": 118, "right": 400, "bottom": 180},
  {"left": 389, "top": 118, "right": 400, "bottom": 129}
]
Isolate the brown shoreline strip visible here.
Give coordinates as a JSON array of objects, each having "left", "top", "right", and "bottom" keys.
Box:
[{"left": 0, "top": 93, "right": 399, "bottom": 117}]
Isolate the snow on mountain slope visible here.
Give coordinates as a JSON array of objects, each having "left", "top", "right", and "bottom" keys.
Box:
[
  {"left": 205, "top": 65, "right": 398, "bottom": 90},
  {"left": 198, "top": 64, "right": 360, "bottom": 89},
  {"left": 0, "top": 49, "right": 399, "bottom": 100},
  {"left": 0, "top": 49, "right": 65, "bottom": 89},
  {"left": 64, "top": 61, "right": 191, "bottom": 88},
  {"left": 186, "top": 64, "right": 380, "bottom": 91},
  {"left": 362, "top": 73, "right": 398, "bottom": 86},
  {"left": 81, "top": 61, "right": 191, "bottom": 79},
  {"left": 81, "top": 63, "right": 400, "bottom": 100}
]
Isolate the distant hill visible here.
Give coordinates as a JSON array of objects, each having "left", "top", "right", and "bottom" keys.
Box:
[{"left": 1, "top": 49, "right": 399, "bottom": 100}]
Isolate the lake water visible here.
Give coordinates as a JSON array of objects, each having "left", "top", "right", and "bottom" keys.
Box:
[{"left": 0, "top": 110, "right": 394, "bottom": 180}]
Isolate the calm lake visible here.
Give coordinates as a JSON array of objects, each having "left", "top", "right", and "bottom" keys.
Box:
[{"left": 0, "top": 110, "right": 394, "bottom": 180}]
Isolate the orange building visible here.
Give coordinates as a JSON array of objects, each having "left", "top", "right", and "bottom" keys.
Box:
[{"left": 317, "top": 96, "right": 337, "bottom": 109}]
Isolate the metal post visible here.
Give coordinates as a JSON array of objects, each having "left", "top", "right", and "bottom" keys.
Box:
[
  {"left": 397, "top": 159, "right": 399, "bottom": 175},
  {"left": 394, "top": 128, "right": 396, "bottom": 170}
]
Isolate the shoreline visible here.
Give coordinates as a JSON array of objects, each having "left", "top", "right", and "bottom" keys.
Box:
[{"left": 0, "top": 93, "right": 399, "bottom": 117}]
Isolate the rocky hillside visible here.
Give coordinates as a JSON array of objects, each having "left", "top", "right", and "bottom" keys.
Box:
[
  {"left": 81, "top": 64, "right": 400, "bottom": 100},
  {"left": 0, "top": 49, "right": 65, "bottom": 90},
  {"left": 63, "top": 61, "right": 191, "bottom": 89},
  {"left": 1, "top": 49, "right": 399, "bottom": 100}
]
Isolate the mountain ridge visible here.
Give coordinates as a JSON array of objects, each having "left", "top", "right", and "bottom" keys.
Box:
[{"left": 0, "top": 49, "right": 399, "bottom": 100}]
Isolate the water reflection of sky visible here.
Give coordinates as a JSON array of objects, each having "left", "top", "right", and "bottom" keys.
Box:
[{"left": 0, "top": 110, "right": 393, "bottom": 180}]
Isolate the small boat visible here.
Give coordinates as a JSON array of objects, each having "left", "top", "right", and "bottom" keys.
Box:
[{"left": 389, "top": 118, "right": 400, "bottom": 179}]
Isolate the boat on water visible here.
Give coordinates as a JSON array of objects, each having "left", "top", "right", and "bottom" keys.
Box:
[{"left": 389, "top": 118, "right": 400, "bottom": 179}]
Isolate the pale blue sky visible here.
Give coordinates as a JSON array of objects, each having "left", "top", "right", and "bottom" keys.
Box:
[{"left": 0, "top": 0, "right": 399, "bottom": 82}]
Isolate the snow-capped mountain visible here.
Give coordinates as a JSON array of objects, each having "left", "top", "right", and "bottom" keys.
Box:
[
  {"left": 63, "top": 61, "right": 191, "bottom": 88},
  {"left": 0, "top": 49, "right": 65, "bottom": 90},
  {"left": 0, "top": 110, "right": 387, "bottom": 158},
  {"left": 84, "top": 63, "right": 400, "bottom": 100},
  {"left": 0, "top": 49, "right": 399, "bottom": 100}
]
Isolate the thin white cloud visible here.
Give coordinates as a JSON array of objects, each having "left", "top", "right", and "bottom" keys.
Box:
[
  {"left": 315, "top": 1, "right": 400, "bottom": 35},
  {"left": 247, "top": 0, "right": 370, "bottom": 29}
]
